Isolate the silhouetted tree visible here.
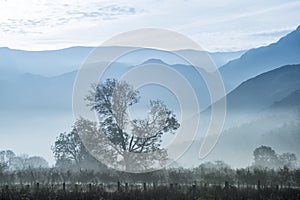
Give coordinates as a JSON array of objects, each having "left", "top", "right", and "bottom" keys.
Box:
[
  {"left": 79, "top": 79, "right": 180, "bottom": 172},
  {"left": 0, "top": 150, "right": 15, "bottom": 169},
  {"left": 279, "top": 152, "right": 297, "bottom": 168},
  {"left": 253, "top": 145, "right": 279, "bottom": 168},
  {"left": 52, "top": 128, "right": 106, "bottom": 171}
]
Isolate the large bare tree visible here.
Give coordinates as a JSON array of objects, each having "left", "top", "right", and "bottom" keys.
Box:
[{"left": 78, "top": 79, "right": 180, "bottom": 172}]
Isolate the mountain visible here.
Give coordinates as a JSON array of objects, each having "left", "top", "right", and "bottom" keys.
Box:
[
  {"left": 209, "top": 50, "right": 246, "bottom": 68},
  {"left": 0, "top": 71, "right": 76, "bottom": 112},
  {"left": 180, "top": 64, "right": 300, "bottom": 168},
  {"left": 270, "top": 89, "right": 300, "bottom": 111},
  {"left": 0, "top": 46, "right": 245, "bottom": 80},
  {"left": 174, "top": 49, "right": 245, "bottom": 68},
  {"left": 220, "top": 26, "right": 300, "bottom": 92},
  {"left": 0, "top": 46, "right": 93, "bottom": 79},
  {"left": 224, "top": 64, "right": 300, "bottom": 113}
]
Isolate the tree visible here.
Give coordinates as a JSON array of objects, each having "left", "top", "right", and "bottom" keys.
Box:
[
  {"left": 25, "top": 156, "right": 49, "bottom": 168},
  {"left": 52, "top": 128, "right": 83, "bottom": 168},
  {"left": 52, "top": 128, "right": 107, "bottom": 171},
  {"left": 279, "top": 152, "right": 297, "bottom": 169},
  {"left": 253, "top": 145, "right": 279, "bottom": 168},
  {"left": 0, "top": 150, "right": 15, "bottom": 169},
  {"left": 80, "top": 79, "right": 180, "bottom": 172}
]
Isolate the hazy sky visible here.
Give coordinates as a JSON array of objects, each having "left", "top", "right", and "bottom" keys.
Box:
[{"left": 0, "top": 0, "right": 300, "bottom": 51}]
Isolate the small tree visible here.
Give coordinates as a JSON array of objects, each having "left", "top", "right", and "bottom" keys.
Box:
[
  {"left": 253, "top": 145, "right": 279, "bottom": 168},
  {"left": 0, "top": 150, "right": 15, "bottom": 169},
  {"left": 25, "top": 156, "right": 49, "bottom": 168},
  {"left": 52, "top": 128, "right": 106, "bottom": 171},
  {"left": 279, "top": 152, "right": 297, "bottom": 169}
]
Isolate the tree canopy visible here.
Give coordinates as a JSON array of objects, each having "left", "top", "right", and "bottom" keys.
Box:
[
  {"left": 77, "top": 79, "right": 180, "bottom": 172},
  {"left": 253, "top": 145, "right": 297, "bottom": 169}
]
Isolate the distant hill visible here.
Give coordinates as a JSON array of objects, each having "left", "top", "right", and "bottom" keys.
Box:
[
  {"left": 224, "top": 64, "right": 300, "bottom": 113},
  {"left": 0, "top": 71, "right": 76, "bottom": 112},
  {"left": 220, "top": 26, "right": 300, "bottom": 92},
  {"left": 0, "top": 46, "right": 245, "bottom": 80},
  {"left": 270, "top": 89, "right": 300, "bottom": 111},
  {"left": 0, "top": 46, "right": 93, "bottom": 79}
]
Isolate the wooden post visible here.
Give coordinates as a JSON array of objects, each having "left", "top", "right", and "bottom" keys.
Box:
[
  {"left": 36, "top": 182, "right": 39, "bottom": 192},
  {"left": 204, "top": 183, "right": 208, "bottom": 191},
  {"left": 125, "top": 183, "right": 128, "bottom": 192},
  {"left": 62, "top": 182, "right": 66, "bottom": 192},
  {"left": 143, "top": 182, "right": 147, "bottom": 191},
  {"left": 170, "top": 183, "right": 173, "bottom": 190},
  {"left": 88, "top": 183, "right": 92, "bottom": 192},
  {"left": 192, "top": 184, "right": 196, "bottom": 195},
  {"left": 224, "top": 181, "right": 229, "bottom": 190},
  {"left": 26, "top": 184, "right": 30, "bottom": 192},
  {"left": 117, "top": 181, "right": 121, "bottom": 192},
  {"left": 257, "top": 180, "right": 261, "bottom": 190}
]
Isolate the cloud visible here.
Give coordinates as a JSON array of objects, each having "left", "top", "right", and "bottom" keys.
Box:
[
  {"left": 0, "top": 1, "right": 139, "bottom": 34},
  {"left": 249, "top": 29, "right": 293, "bottom": 38},
  {"left": 0, "top": 0, "right": 300, "bottom": 51}
]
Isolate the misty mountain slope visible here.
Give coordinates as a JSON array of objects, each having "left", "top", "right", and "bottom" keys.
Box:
[
  {"left": 0, "top": 46, "right": 245, "bottom": 80},
  {"left": 270, "top": 89, "right": 300, "bottom": 111},
  {"left": 223, "top": 64, "right": 300, "bottom": 113},
  {"left": 174, "top": 49, "right": 245, "bottom": 68},
  {"left": 0, "top": 72, "right": 76, "bottom": 111},
  {"left": 0, "top": 46, "right": 93, "bottom": 79},
  {"left": 220, "top": 26, "right": 300, "bottom": 92},
  {"left": 209, "top": 50, "right": 246, "bottom": 68}
]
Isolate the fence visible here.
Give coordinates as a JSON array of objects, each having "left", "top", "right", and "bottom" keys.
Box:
[{"left": 1, "top": 180, "right": 300, "bottom": 200}]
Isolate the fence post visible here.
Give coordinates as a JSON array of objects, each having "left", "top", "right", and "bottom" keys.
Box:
[
  {"left": 117, "top": 181, "right": 121, "bottom": 192},
  {"left": 125, "top": 183, "right": 128, "bottom": 192},
  {"left": 192, "top": 184, "right": 196, "bottom": 198},
  {"left": 26, "top": 184, "right": 30, "bottom": 192},
  {"left": 257, "top": 180, "right": 261, "bottom": 190},
  {"left": 35, "top": 182, "right": 39, "bottom": 193},
  {"left": 204, "top": 183, "right": 208, "bottom": 191},
  {"left": 75, "top": 184, "right": 78, "bottom": 192},
  {"left": 224, "top": 181, "right": 229, "bottom": 190},
  {"left": 62, "top": 182, "right": 66, "bottom": 192},
  {"left": 143, "top": 182, "right": 147, "bottom": 191},
  {"left": 88, "top": 183, "right": 92, "bottom": 192}
]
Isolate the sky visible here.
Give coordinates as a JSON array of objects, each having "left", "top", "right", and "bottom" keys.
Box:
[
  {"left": 0, "top": 0, "right": 300, "bottom": 52},
  {"left": 1, "top": 0, "right": 300, "bottom": 166}
]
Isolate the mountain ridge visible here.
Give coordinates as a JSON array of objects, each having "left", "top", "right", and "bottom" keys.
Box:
[{"left": 220, "top": 25, "right": 300, "bottom": 92}]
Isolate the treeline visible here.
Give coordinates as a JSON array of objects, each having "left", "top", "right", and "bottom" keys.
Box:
[
  {"left": 1, "top": 166, "right": 300, "bottom": 200},
  {"left": 1, "top": 161, "right": 300, "bottom": 188},
  {"left": 1, "top": 149, "right": 300, "bottom": 199},
  {"left": 1, "top": 145, "right": 299, "bottom": 187}
]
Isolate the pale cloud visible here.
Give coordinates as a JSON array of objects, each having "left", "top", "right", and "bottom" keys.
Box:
[{"left": 0, "top": 0, "right": 299, "bottom": 51}]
